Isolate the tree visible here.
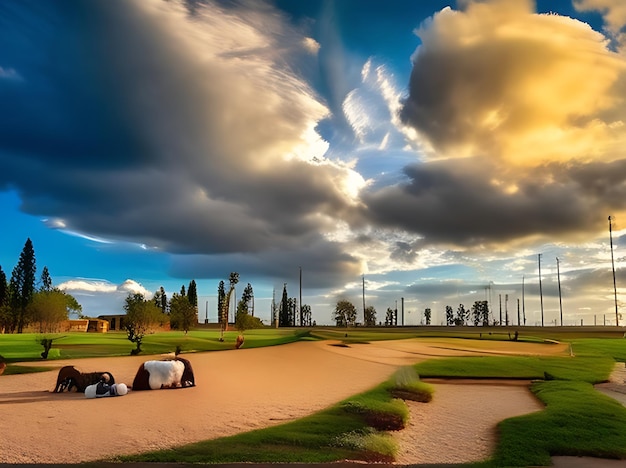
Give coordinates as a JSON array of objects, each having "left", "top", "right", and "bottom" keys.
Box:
[
  {"left": 301, "top": 304, "right": 312, "bottom": 326},
  {"left": 154, "top": 286, "right": 168, "bottom": 314},
  {"left": 187, "top": 280, "right": 198, "bottom": 309},
  {"left": 217, "top": 281, "right": 225, "bottom": 319},
  {"left": 364, "top": 305, "right": 377, "bottom": 326},
  {"left": 334, "top": 300, "right": 357, "bottom": 327},
  {"left": 235, "top": 286, "right": 263, "bottom": 335},
  {"left": 180, "top": 284, "right": 186, "bottom": 296},
  {"left": 40, "top": 266, "right": 52, "bottom": 292},
  {"left": 169, "top": 293, "right": 197, "bottom": 334},
  {"left": 218, "top": 273, "right": 239, "bottom": 338},
  {"left": 240, "top": 283, "right": 254, "bottom": 315},
  {"left": 64, "top": 292, "right": 83, "bottom": 318},
  {"left": 123, "top": 293, "right": 163, "bottom": 355},
  {"left": 385, "top": 307, "right": 394, "bottom": 326},
  {"left": 424, "top": 308, "right": 432, "bottom": 325},
  {"left": 9, "top": 238, "right": 37, "bottom": 333},
  {"left": 481, "top": 301, "right": 490, "bottom": 326},
  {"left": 445, "top": 305, "right": 454, "bottom": 326},
  {"left": 0, "top": 266, "right": 8, "bottom": 333},
  {"left": 279, "top": 283, "right": 290, "bottom": 327},
  {"left": 455, "top": 304, "right": 468, "bottom": 326},
  {"left": 28, "top": 289, "right": 71, "bottom": 333}
]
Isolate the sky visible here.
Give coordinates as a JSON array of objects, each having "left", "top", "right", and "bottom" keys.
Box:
[{"left": 2, "top": 0, "right": 626, "bottom": 327}]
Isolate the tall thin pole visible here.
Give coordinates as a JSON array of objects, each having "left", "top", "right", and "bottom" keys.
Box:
[
  {"left": 522, "top": 275, "right": 526, "bottom": 325},
  {"left": 609, "top": 216, "right": 619, "bottom": 326},
  {"left": 517, "top": 298, "right": 520, "bottom": 326},
  {"left": 538, "top": 253, "right": 544, "bottom": 327},
  {"left": 362, "top": 275, "right": 366, "bottom": 323},
  {"left": 499, "top": 294, "right": 502, "bottom": 325},
  {"left": 272, "top": 288, "right": 277, "bottom": 328},
  {"left": 557, "top": 257, "right": 563, "bottom": 326},
  {"left": 505, "top": 294, "right": 509, "bottom": 326},
  {"left": 299, "top": 266, "right": 302, "bottom": 326}
]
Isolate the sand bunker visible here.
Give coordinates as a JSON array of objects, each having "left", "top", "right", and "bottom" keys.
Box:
[{"left": 0, "top": 338, "right": 567, "bottom": 464}]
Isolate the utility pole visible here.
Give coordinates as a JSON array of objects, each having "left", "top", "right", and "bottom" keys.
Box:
[
  {"left": 522, "top": 275, "right": 526, "bottom": 325},
  {"left": 538, "top": 253, "right": 544, "bottom": 327},
  {"left": 557, "top": 257, "right": 563, "bottom": 326},
  {"left": 499, "top": 294, "right": 502, "bottom": 325},
  {"left": 517, "top": 298, "right": 520, "bottom": 326},
  {"left": 299, "top": 267, "right": 302, "bottom": 327},
  {"left": 505, "top": 294, "right": 509, "bottom": 326},
  {"left": 362, "top": 275, "right": 366, "bottom": 324},
  {"left": 609, "top": 216, "right": 619, "bottom": 327},
  {"left": 401, "top": 297, "right": 404, "bottom": 326},
  {"left": 395, "top": 300, "right": 398, "bottom": 326},
  {"left": 272, "top": 288, "right": 277, "bottom": 328}
]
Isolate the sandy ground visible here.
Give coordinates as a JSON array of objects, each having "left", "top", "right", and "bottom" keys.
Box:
[
  {"left": 0, "top": 338, "right": 569, "bottom": 464},
  {"left": 394, "top": 380, "right": 543, "bottom": 464}
]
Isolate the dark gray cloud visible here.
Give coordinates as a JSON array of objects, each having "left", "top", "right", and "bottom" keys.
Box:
[
  {"left": 363, "top": 158, "right": 626, "bottom": 247},
  {"left": 169, "top": 239, "right": 359, "bottom": 289},
  {"left": 0, "top": 0, "right": 361, "bottom": 269}
]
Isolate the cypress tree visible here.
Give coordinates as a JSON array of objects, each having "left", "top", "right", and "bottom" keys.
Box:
[
  {"left": 40, "top": 266, "right": 52, "bottom": 292},
  {"left": 187, "top": 280, "right": 198, "bottom": 308},
  {"left": 9, "top": 238, "right": 37, "bottom": 333},
  {"left": 217, "top": 280, "right": 225, "bottom": 319},
  {"left": 279, "top": 283, "right": 289, "bottom": 327}
]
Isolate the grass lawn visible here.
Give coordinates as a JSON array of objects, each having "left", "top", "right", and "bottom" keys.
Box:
[{"left": 0, "top": 328, "right": 309, "bottom": 364}]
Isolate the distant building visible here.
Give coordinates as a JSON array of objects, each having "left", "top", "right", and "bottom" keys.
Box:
[
  {"left": 64, "top": 319, "right": 109, "bottom": 333},
  {"left": 98, "top": 314, "right": 126, "bottom": 331}
]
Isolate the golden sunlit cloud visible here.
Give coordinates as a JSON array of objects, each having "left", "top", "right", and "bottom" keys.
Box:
[{"left": 401, "top": 0, "right": 626, "bottom": 168}]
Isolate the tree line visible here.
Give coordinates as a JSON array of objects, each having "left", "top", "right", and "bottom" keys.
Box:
[
  {"left": 331, "top": 299, "right": 491, "bottom": 327},
  {"left": 0, "top": 238, "right": 82, "bottom": 334}
]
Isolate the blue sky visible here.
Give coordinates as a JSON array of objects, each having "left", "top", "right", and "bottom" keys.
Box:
[{"left": 2, "top": 0, "right": 626, "bottom": 326}]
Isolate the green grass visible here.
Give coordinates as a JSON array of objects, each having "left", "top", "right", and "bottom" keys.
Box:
[
  {"left": 116, "top": 366, "right": 430, "bottom": 464},
  {"left": 415, "top": 355, "right": 615, "bottom": 383},
  {"left": 493, "top": 380, "right": 626, "bottom": 466},
  {"left": 570, "top": 338, "right": 626, "bottom": 361},
  {"left": 412, "top": 347, "right": 624, "bottom": 466},
  {"left": 0, "top": 328, "right": 310, "bottom": 365},
  {"left": 4, "top": 327, "right": 626, "bottom": 465}
]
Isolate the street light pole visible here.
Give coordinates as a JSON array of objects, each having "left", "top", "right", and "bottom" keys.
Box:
[
  {"left": 609, "top": 216, "right": 619, "bottom": 326},
  {"left": 522, "top": 275, "right": 526, "bottom": 325},
  {"left": 557, "top": 257, "right": 563, "bottom": 326},
  {"left": 538, "top": 254, "right": 544, "bottom": 327}
]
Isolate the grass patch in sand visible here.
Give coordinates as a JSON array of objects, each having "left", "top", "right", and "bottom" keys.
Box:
[
  {"left": 415, "top": 349, "right": 624, "bottom": 466},
  {"left": 493, "top": 380, "right": 626, "bottom": 466},
  {"left": 115, "top": 366, "right": 431, "bottom": 463}
]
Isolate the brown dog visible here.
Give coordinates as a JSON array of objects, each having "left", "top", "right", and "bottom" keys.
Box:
[{"left": 54, "top": 366, "right": 115, "bottom": 393}]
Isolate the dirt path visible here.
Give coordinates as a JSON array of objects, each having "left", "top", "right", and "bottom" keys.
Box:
[{"left": 0, "top": 338, "right": 568, "bottom": 464}]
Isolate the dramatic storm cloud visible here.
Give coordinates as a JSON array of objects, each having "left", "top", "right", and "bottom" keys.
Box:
[{"left": 0, "top": 0, "right": 363, "bottom": 280}]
